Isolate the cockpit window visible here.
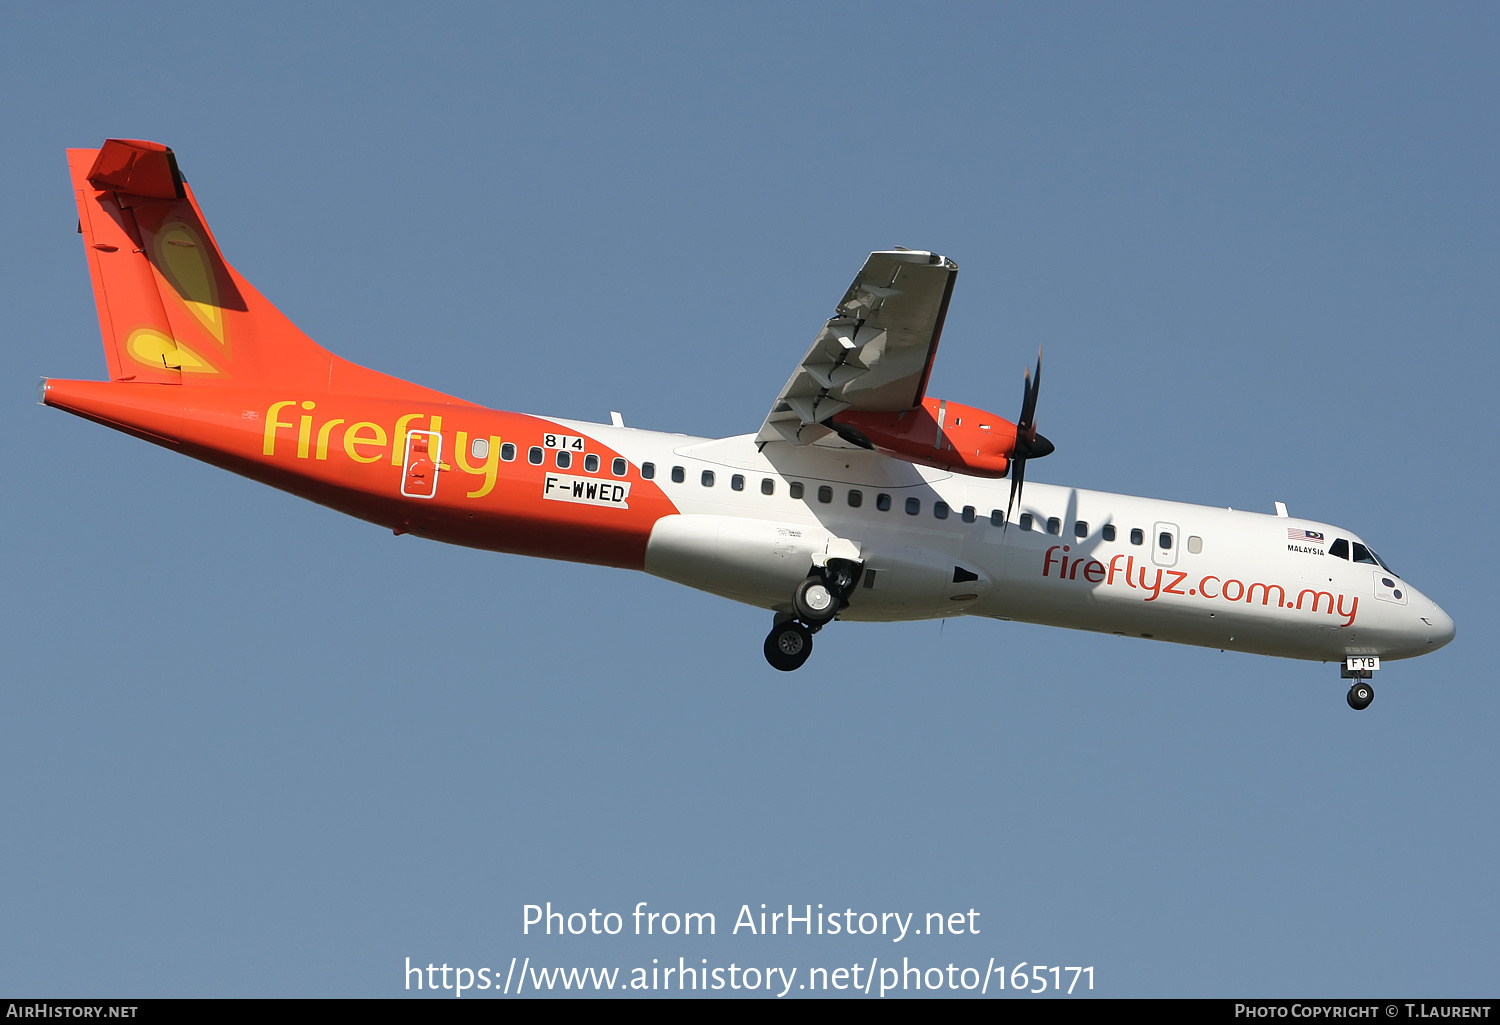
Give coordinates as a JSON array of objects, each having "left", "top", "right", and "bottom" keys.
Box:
[
  {"left": 1328, "top": 538, "right": 1349, "bottom": 560},
  {"left": 1369, "top": 549, "right": 1395, "bottom": 574},
  {"left": 1351, "top": 542, "right": 1379, "bottom": 566}
]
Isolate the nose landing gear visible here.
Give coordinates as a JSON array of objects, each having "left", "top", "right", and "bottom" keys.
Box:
[{"left": 1341, "top": 656, "right": 1379, "bottom": 710}]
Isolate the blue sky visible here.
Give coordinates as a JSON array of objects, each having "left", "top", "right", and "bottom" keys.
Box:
[{"left": 1, "top": 2, "right": 1495, "bottom": 998}]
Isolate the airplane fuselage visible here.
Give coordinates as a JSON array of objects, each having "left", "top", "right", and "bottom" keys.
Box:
[{"left": 42, "top": 381, "right": 1453, "bottom": 665}]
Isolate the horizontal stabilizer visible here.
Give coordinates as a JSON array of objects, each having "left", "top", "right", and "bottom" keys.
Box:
[{"left": 87, "top": 139, "right": 185, "bottom": 200}]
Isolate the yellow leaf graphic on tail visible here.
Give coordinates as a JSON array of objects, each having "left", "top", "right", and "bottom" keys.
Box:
[{"left": 126, "top": 328, "right": 219, "bottom": 374}]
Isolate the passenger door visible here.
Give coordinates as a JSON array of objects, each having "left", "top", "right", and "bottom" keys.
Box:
[{"left": 401, "top": 430, "right": 442, "bottom": 499}]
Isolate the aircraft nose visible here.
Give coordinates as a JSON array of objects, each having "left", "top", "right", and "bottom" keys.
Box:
[{"left": 1425, "top": 603, "right": 1456, "bottom": 651}]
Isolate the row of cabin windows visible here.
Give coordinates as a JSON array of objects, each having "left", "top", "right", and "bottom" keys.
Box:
[
  {"left": 540, "top": 458, "right": 1202, "bottom": 552},
  {"left": 473, "top": 444, "right": 1388, "bottom": 569},
  {"left": 523, "top": 445, "right": 629, "bottom": 477},
  {"left": 648, "top": 465, "right": 1014, "bottom": 523},
  {"left": 1014, "top": 515, "right": 1201, "bottom": 552},
  {"left": 1016, "top": 515, "right": 1127, "bottom": 541},
  {"left": 476, "top": 449, "right": 1138, "bottom": 543}
]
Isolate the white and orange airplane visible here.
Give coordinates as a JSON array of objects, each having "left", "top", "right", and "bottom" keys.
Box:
[{"left": 43, "top": 139, "right": 1454, "bottom": 708}]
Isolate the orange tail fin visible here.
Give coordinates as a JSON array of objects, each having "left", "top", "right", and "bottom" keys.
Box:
[{"left": 69, "top": 139, "right": 442, "bottom": 398}]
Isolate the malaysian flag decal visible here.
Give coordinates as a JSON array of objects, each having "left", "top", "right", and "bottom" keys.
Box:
[{"left": 1288, "top": 528, "right": 1325, "bottom": 544}]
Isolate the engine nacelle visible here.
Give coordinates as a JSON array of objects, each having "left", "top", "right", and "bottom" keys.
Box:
[{"left": 830, "top": 396, "right": 1017, "bottom": 478}]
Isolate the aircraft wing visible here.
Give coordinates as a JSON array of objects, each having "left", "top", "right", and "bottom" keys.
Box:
[{"left": 756, "top": 250, "right": 958, "bottom": 446}]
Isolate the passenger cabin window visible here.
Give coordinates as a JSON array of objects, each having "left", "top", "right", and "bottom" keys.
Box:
[
  {"left": 961, "top": 505, "right": 976, "bottom": 523},
  {"left": 1075, "top": 520, "right": 1088, "bottom": 538},
  {"left": 701, "top": 470, "right": 715, "bottom": 487},
  {"left": 1102, "top": 524, "right": 1116, "bottom": 542},
  {"left": 1158, "top": 531, "right": 1173, "bottom": 550},
  {"left": 1046, "top": 517, "right": 1061, "bottom": 536},
  {"left": 528, "top": 446, "right": 543, "bottom": 465},
  {"left": 990, "top": 509, "right": 1005, "bottom": 527},
  {"left": 500, "top": 443, "right": 517, "bottom": 462},
  {"left": 1130, "top": 528, "right": 1144, "bottom": 546},
  {"left": 731, "top": 474, "right": 745, "bottom": 491},
  {"left": 761, "top": 478, "right": 774, "bottom": 495},
  {"left": 789, "top": 482, "right": 804, "bottom": 499},
  {"left": 671, "top": 466, "right": 685, "bottom": 483},
  {"left": 876, "top": 493, "right": 892, "bottom": 511},
  {"left": 612, "top": 457, "right": 627, "bottom": 476},
  {"left": 848, "top": 489, "right": 863, "bottom": 508},
  {"left": 1187, "top": 535, "right": 1203, "bottom": 554},
  {"left": 556, "top": 451, "right": 572, "bottom": 469},
  {"left": 641, "top": 462, "right": 656, "bottom": 480},
  {"left": 1328, "top": 538, "right": 1349, "bottom": 560},
  {"left": 934, "top": 501, "right": 949, "bottom": 520},
  {"left": 471, "top": 437, "right": 489, "bottom": 460},
  {"left": 584, "top": 453, "right": 599, "bottom": 473},
  {"left": 817, "top": 485, "right": 832, "bottom": 503},
  {"left": 905, "top": 497, "right": 921, "bottom": 515},
  {"left": 1351, "top": 542, "right": 1379, "bottom": 565},
  {"left": 1019, "top": 513, "right": 1033, "bottom": 531}
]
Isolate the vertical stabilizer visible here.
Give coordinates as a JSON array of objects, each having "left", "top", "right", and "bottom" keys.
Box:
[{"left": 67, "top": 139, "right": 450, "bottom": 399}]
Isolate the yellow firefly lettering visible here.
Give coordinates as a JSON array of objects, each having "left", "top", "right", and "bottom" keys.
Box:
[{"left": 454, "top": 432, "right": 504, "bottom": 498}]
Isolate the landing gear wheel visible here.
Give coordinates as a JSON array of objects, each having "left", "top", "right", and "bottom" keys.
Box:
[
  {"left": 764, "top": 621, "right": 813, "bottom": 672},
  {"left": 793, "top": 577, "right": 839, "bottom": 625},
  {"left": 1347, "top": 682, "right": 1374, "bottom": 710}
]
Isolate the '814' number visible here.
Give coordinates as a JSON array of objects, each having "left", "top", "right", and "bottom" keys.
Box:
[{"left": 543, "top": 434, "right": 585, "bottom": 451}]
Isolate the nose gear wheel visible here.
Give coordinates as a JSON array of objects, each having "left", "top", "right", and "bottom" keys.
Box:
[{"left": 1347, "top": 682, "right": 1374, "bottom": 710}]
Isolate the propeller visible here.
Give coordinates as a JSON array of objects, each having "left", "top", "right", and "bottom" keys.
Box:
[{"left": 1005, "top": 348, "right": 1055, "bottom": 527}]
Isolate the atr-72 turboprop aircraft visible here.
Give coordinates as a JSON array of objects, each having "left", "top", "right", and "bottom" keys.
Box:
[{"left": 43, "top": 140, "right": 1454, "bottom": 708}]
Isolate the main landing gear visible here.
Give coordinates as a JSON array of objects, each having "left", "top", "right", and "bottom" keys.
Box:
[
  {"left": 764, "top": 617, "right": 814, "bottom": 672},
  {"left": 1342, "top": 656, "right": 1379, "bottom": 710},
  {"left": 762, "top": 558, "right": 863, "bottom": 672}
]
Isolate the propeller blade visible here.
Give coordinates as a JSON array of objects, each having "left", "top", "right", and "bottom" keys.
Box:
[
  {"left": 1017, "top": 349, "right": 1041, "bottom": 436},
  {"left": 1004, "top": 348, "right": 1046, "bottom": 531},
  {"left": 1004, "top": 453, "right": 1027, "bottom": 526}
]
